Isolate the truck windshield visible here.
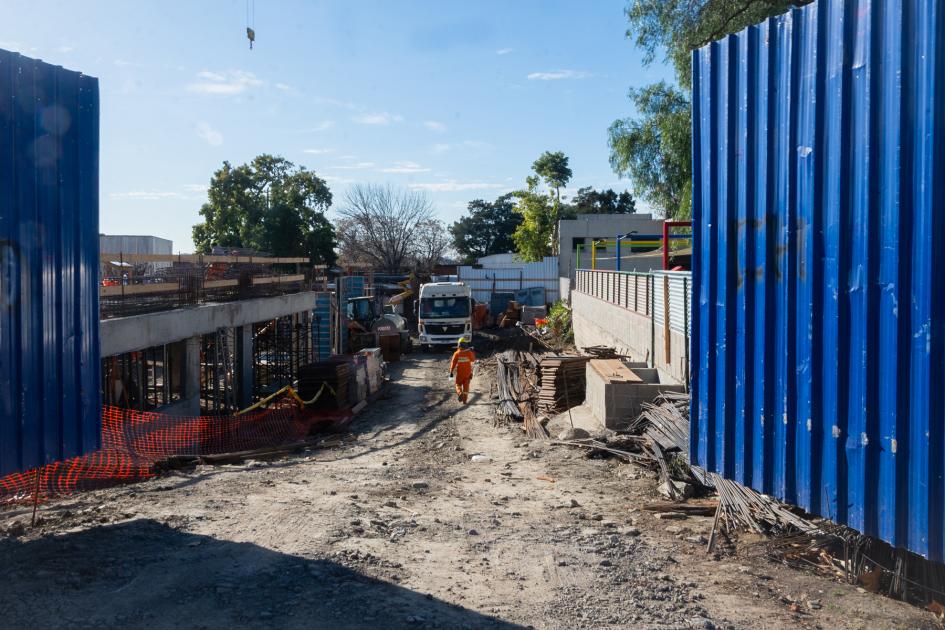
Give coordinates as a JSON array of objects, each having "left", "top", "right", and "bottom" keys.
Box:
[{"left": 419, "top": 297, "right": 469, "bottom": 319}]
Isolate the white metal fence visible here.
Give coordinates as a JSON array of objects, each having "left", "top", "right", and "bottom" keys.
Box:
[{"left": 574, "top": 269, "right": 691, "bottom": 336}]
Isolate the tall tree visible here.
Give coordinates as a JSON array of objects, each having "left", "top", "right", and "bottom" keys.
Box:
[
  {"left": 564, "top": 187, "right": 637, "bottom": 216},
  {"left": 624, "top": 0, "right": 811, "bottom": 88},
  {"left": 192, "top": 154, "right": 336, "bottom": 264},
  {"left": 531, "top": 151, "right": 572, "bottom": 254},
  {"left": 512, "top": 176, "right": 555, "bottom": 262},
  {"left": 611, "top": 1, "right": 811, "bottom": 219},
  {"left": 449, "top": 193, "right": 521, "bottom": 263},
  {"left": 411, "top": 219, "right": 452, "bottom": 273},
  {"left": 335, "top": 183, "right": 435, "bottom": 273},
  {"left": 609, "top": 82, "right": 691, "bottom": 218}
]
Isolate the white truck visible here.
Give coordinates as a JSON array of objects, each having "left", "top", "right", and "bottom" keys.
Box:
[{"left": 416, "top": 282, "right": 472, "bottom": 349}]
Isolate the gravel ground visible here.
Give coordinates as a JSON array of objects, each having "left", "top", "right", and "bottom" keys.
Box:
[{"left": 0, "top": 352, "right": 939, "bottom": 629}]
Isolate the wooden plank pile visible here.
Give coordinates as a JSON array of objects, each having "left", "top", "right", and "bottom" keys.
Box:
[{"left": 536, "top": 355, "right": 591, "bottom": 414}]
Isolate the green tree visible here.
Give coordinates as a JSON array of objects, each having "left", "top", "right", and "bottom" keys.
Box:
[
  {"left": 612, "top": 1, "right": 811, "bottom": 219},
  {"left": 608, "top": 82, "right": 691, "bottom": 218},
  {"left": 448, "top": 193, "right": 521, "bottom": 263},
  {"left": 512, "top": 176, "right": 555, "bottom": 262},
  {"left": 625, "top": 0, "right": 811, "bottom": 88},
  {"left": 529, "top": 151, "right": 572, "bottom": 255},
  {"left": 564, "top": 187, "right": 637, "bottom": 217},
  {"left": 192, "top": 155, "right": 336, "bottom": 264}
]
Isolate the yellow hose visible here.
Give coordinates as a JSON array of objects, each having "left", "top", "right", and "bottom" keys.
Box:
[{"left": 235, "top": 381, "right": 337, "bottom": 416}]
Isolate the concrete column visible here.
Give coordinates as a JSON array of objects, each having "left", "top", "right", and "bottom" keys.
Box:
[
  {"left": 235, "top": 324, "right": 254, "bottom": 408},
  {"left": 161, "top": 335, "right": 201, "bottom": 416}
]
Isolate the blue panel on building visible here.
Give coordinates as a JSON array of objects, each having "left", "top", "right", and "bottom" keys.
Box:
[
  {"left": 0, "top": 50, "right": 101, "bottom": 477},
  {"left": 691, "top": 0, "right": 945, "bottom": 561}
]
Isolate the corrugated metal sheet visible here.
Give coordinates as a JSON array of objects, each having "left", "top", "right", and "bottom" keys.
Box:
[
  {"left": 0, "top": 50, "right": 101, "bottom": 477},
  {"left": 311, "top": 292, "right": 332, "bottom": 360},
  {"left": 651, "top": 271, "right": 691, "bottom": 336},
  {"left": 99, "top": 234, "right": 173, "bottom": 255},
  {"left": 690, "top": 0, "right": 945, "bottom": 560},
  {"left": 457, "top": 256, "right": 559, "bottom": 305}
]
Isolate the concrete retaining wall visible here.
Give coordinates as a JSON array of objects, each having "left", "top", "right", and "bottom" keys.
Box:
[{"left": 571, "top": 290, "right": 688, "bottom": 385}]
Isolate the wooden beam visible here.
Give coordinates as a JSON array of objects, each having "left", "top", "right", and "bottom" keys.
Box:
[
  {"left": 252, "top": 274, "right": 305, "bottom": 285},
  {"left": 100, "top": 282, "right": 179, "bottom": 297},
  {"left": 203, "top": 279, "right": 239, "bottom": 289}
]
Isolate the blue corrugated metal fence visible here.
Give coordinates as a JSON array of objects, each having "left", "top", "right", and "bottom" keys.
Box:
[
  {"left": 691, "top": 0, "right": 945, "bottom": 560},
  {"left": 0, "top": 50, "right": 101, "bottom": 477}
]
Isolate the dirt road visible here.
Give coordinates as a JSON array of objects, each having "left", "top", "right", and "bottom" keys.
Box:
[{"left": 0, "top": 353, "right": 937, "bottom": 629}]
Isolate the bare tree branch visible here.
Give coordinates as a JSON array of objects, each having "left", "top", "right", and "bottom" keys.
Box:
[{"left": 335, "top": 184, "right": 435, "bottom": 273}]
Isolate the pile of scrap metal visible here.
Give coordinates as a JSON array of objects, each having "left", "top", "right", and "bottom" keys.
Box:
[
  {"left": 630, "top": 394, "right": 945, "bottom": 608},
  {"left": 494, "top": 350, "right": 547, "bottom": 438}
]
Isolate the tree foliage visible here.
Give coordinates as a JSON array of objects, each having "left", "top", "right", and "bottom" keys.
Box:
[
  {"left": 192, "top": 155, "right": 336, "bottom": 264},
  {"left": 612, "top": 1, "right": 811, "bottom": 219},
  {"left": 335, "top": 183, "right": 437, "bottom": 273},
  {"left": 512, "top": 176, "right": 556, "bottom": 262},
  {"left": 609, "top": 82, "right": 691, "bottom": 219},
  {"left": 448, "top": 194, "right": 521, "bottom": 263},
  {"left": 527, "top": 151, "right": 573, "bottom": 256},
  {"left": 625, "top": 0, "right": 811, "bottom": 88},
  {"left": 563, "top": 187, "right": 637, "bottom": 217}
]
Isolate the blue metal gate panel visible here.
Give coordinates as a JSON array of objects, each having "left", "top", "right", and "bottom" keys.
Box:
[
  {"left": 0, "top": 50, "right": 101, "bottom": 477},
  {"left": 691, "top": 0, "right": 945, "bottom": 560}
]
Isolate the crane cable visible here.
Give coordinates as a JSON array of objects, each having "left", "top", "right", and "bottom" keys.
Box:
[{"left": 246, "top": 0, "right": 256, "bottom": 49}]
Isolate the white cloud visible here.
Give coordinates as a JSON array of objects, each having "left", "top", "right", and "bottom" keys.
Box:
[
  {"left": 183, "top": 184, "right": 208, "bottom": 193},
  {"left": 108, "top": 191, "right": 185, "bottom": 201},
  {"left": 423, "top": 120, "right": 446, "bottom": 133},
  {"left": 275, "top": 82, "right": 294, "bottom": 92},
  {"left": 113, "top": 58, "right": 137, "bottom": 67},
  {"left": 337, "top": 155, "right": 359, "bottom": 160},
  {"left": 431, "top": 143, "right": 451, "bottom": 154},
  {"left": 187, "top": 70, "right": 263, "bottom": 96},
  {"left": 196, "top": 121, "right": 223, "bottom": 146},
  {"left": 352, "top": 112, "right": 403, "bottom": 125},
  {"left": 527, "top": 69, "right": 592, "bottom": 81},
  {"left": 495, "top": 48, "right": 514, "bottom": 55},
  {"left": 303, "top": 148, "right": 332, "bottom": 155},
  {"left": 379, "top": 161, "right": 430, "bottom": 174},
  {"left": 331, "top": 162, "right": 375, "bottom": 170},
  {"left": 56, "top": 45, "right": 74, "bottom": 53},
  {"left": 300, "top": 120, "right": 335, "bottom": 133},
  {"left": 409, "top": 181, "right": 505, "bottom": 192}
]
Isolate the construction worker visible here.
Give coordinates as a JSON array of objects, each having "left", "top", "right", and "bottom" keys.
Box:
[{"left": 449, "top": 337, "right": 476, "bottom": 404}]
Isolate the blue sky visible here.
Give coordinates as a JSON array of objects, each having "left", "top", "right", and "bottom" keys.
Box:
[{"left": 3, "top": 1, "right": 674, "bottom": 251}]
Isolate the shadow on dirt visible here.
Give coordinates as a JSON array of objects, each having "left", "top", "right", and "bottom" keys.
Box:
[{"left": 0, "top": 519, "right": 526, "bottom": 629}]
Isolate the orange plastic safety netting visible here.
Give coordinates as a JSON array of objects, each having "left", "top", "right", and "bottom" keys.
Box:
[{"left": 0, "top": 397, "right": 314, "bottom": 505}]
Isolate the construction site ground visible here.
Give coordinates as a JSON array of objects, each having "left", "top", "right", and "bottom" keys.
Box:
[{"left": 0, "top": 351, "right": 938, "bottom": 629}]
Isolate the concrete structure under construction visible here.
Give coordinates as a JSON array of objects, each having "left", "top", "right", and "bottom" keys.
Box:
[{"left": 101, "top": 291, "right": 322, "bottom": 417}]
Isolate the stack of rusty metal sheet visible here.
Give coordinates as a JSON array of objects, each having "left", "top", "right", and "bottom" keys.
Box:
[{"left": 536, "top": 355, "right": 590, "bottom": 414}]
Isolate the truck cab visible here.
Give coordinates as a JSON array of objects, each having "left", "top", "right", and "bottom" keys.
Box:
[{"left": 417, "top": 282, "right": 472, "bottom": 348}]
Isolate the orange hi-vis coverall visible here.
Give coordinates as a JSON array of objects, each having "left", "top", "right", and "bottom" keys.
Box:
[{"left": 449, "top": 348, "right": 476, "bottom": 404}]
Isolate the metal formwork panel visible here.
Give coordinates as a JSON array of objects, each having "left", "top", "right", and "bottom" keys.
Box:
[
  {"left": 691, "top": 0, "right": 945, "bottom": 560},
  {"left": 0, "top": 50, "right": 101, "bottom": 476},
  {"left": 312, "top": 292, "right": 332, "bottom": 360}
]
